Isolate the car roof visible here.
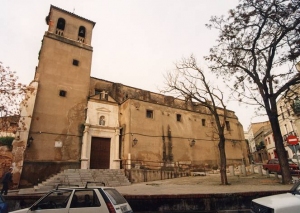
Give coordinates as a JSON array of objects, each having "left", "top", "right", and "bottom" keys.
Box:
[{"left": 55, "top": 182, "right": 109, "bottom": 190}]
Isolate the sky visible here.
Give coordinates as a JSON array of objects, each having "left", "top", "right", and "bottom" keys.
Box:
[{"left": 0, "top": 0, "right": 268, "bottom": 131}]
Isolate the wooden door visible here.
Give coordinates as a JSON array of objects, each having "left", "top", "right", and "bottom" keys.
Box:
[{"left": 90, "top": 137, "right": 111, "bottom": 169}]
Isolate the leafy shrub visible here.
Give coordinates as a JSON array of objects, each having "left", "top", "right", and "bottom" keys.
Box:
[{"left": 0, "top": 136, "right": 14, "bottom": 148}]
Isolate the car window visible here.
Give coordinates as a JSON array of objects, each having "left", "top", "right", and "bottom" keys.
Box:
[
  {"left": 290, "top": 181, "right": 300, "bottom": 194},
  {"left": 103, "top": 188, "right": 128, "bottom": 205},
  {"left": 296, "top": 185, "right": 300, "bottom": 194},
  {"left": 269, "top": 159, "right": 277, "bottom": 164},
  {"left": 71, "top": 190, "right": 100, "bottom": 208},
  {"left": 33, "top": 190, "right": 72, "bottom": 210},
  {"left": 288, "top": 159, "right": 296, "bottom": 164}
]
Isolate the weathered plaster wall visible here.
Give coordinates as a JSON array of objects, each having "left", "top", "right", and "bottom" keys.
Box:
[
  {"left": 89, "top": 78, "right": 248, "bottom": 170},
  {"left": 0, "top": 146, "right": 12, "bottom": 177},
  {"left": 18, "top": 6, "right": 95, "bottom": 187},
  {"left": 11, "top": 82, "right": 38, "bottom": 187}
]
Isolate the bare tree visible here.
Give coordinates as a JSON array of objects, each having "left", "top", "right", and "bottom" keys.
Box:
[
  {"left": 0, "top": 62, "right": 27, "bottom": 135},
  {"left": 205, "top": 0, "right": 300, "bottom": 184},
  {"left": 163, "top": 55, "right": 230, "bottom": 185}
]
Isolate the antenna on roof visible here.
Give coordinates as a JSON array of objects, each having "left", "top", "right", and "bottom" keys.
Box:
[{"left": 73, "top": 8, "right": 75, "bottom": 13}]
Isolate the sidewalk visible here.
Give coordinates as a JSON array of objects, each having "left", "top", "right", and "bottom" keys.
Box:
[
  {"left": 115, "top": 173, "right": 294, "bottom": 196},
  {"left": 5, "top": 172, "right": 296, "bottom": 196}
]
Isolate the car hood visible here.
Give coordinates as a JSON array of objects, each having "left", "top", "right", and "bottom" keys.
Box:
[{"left": 253, "top": 192, "right": 300, "bottom": 212}]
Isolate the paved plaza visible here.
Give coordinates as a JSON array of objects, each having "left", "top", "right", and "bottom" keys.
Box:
[{"left": 115, "top": 173, "right": 294, "bottom": 196}]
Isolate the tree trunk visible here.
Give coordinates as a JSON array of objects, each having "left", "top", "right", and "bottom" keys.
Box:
[
  {"left": 268, "top": 112, "right": 292, "bottom": 184},
  {"left": 218, "top": 135, "right": 228, "bottom": 185}
]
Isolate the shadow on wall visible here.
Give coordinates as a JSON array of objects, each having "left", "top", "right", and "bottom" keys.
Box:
[{"left": 0, "top": 146, "right": 12, "bottom": 177}]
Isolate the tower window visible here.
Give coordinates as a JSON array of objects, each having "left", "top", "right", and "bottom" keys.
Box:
[
  {"left": 59, "top": 90, "right": 66, "bottom": 97},
  {"left": 146, "top": 110, "right": 153, "bottom": 119},
  {"left": 78, "top": 26, "right": 86, "bottom": 42},
  {"left": 73, "top": 59, "right": 79, "bottom": 66},
  {"left": 176, "top": 114, "right": 182, "bottom": 122},
  {"left": 56, "top": 18, "right": 65, "bottom": 36},
  {"left": 202, "top": 119, "right": 206, "bottom": 126}
]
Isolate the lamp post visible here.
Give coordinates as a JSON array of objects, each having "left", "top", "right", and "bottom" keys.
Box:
[
  {"left": 27, "top": 136, "right": 34, "bottom": 147},
  {"left": 132, "top": 138, "right": 138, "bottom": 147},
  {"left": 189, "top": 139, "right": 196, "bottom": 147}
]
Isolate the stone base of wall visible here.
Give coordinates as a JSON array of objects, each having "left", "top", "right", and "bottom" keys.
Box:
[{"left": 125, "top": 169, "right": 191, "bottom": 183}]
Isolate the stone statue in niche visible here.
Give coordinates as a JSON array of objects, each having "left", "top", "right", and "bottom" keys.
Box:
[{"left": 99, "top": 116, "right": 105, "bottom": 126}]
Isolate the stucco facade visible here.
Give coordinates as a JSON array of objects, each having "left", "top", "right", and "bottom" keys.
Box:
[
  {"left": 12, "top": 5, "right": 248, "bottom": 187},
  {"left": 277, "top": 84, "right": 300, "bottom": 158}
]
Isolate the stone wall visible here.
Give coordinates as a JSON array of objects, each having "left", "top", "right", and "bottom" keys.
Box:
[
  {"left": 0, "top": 146, "right": 12, "bottom": 177},
  {"left": 125, "top": 169, "right": 190, "bottom": 183}
]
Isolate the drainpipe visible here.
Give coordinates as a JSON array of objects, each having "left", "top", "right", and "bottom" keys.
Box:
[{"left": 128, "top": 100, "right": 132, "bottom": 169}]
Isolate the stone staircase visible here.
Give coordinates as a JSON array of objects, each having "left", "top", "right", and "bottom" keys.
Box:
[{"left": 18, "top": 169, "right": 131, "bottom": 194}]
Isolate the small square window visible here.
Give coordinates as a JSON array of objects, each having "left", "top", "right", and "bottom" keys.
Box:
[
  {"left": 225, "top": 121, "right": 231, "bottom": 131},
  {"left": 146, "top": 110, "right": 153, "bottom": 119},
  {"left": 95, "top": 89, "right": 101, "bottom": 95},
  {"left": 59, "top": 90, "right": 66, "bottom": 97},
  {"left": 73, "top": 59, "right": 79, "bottom": 66},
  {"left": 202, "top": 119, "right": 206, "bottom": 126},
  {"left": 176, "top": 114, "right": 181, "bottom": 122}
]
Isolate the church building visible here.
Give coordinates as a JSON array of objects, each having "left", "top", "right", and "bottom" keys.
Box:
[{"left": 11, "top": 5, "right": 248, "bottom": 187}]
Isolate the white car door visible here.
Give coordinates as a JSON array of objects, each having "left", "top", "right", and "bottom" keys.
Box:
[{"left": 68, "top": 189, "right": 109, "bottom": 213}]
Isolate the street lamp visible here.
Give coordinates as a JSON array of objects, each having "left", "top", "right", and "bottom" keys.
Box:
[
  {"left": 132, "top": 138, "right": 138, "bottom": 147},
  {"left": 27, "top": 136, "right": 34, "bottom": 147},
  {"left": 189, "top": 139, "right": 196, "bottom": 147}
]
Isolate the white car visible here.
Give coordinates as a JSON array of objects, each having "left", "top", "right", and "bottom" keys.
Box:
[
  {"left": 250, "top": 181, "right": 300, "bottom": 213},
  {"left": 11, "top": 182, "right": 133, "bottom": 213}
]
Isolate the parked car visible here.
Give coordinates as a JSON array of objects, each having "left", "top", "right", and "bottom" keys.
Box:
[
  {"left": 0, "top": 194, "right": 8, "bottom": 213},
  {"left": 262, "top": 158, "right": 298, "bottom": 174},
  {"left": 291, "top": 154, "right": 300, "bottom": 164},
  {"left": 250, "top": 180, "right": 300, "bottom": 213},
  {"left": 10, "top": 182, "right": 133, "bottom": 213}
]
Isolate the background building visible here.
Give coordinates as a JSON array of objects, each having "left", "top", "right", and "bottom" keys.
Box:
[
  {"left": 247, "top": 121, "right": 270, "bottom": 162},
  {"left": 277, "top": 83, "right": 300, "bottom": 159}
]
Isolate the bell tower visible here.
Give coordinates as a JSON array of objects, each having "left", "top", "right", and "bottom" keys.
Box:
[{"left": 21, "top": 5, "right": 96, "bottom": 186}]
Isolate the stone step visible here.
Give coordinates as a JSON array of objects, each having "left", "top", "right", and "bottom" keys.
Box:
[
  {"left": 18, "top": 169, "right": 131, "bottom": 195},
  {"left": 34, "top": 185, "right": 54, "bottom": 192}
]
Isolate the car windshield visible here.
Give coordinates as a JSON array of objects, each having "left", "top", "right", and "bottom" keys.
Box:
[
  {"left": 32, "top": 189, "right": 72, "bottom": 210},
  {"left": 290, "top": 182, "right": 300, "bottom": 195}
]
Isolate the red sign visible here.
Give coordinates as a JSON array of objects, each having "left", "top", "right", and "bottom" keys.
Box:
[{"left": 287, "top": 135, "right": 299, "bottom": 145}]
